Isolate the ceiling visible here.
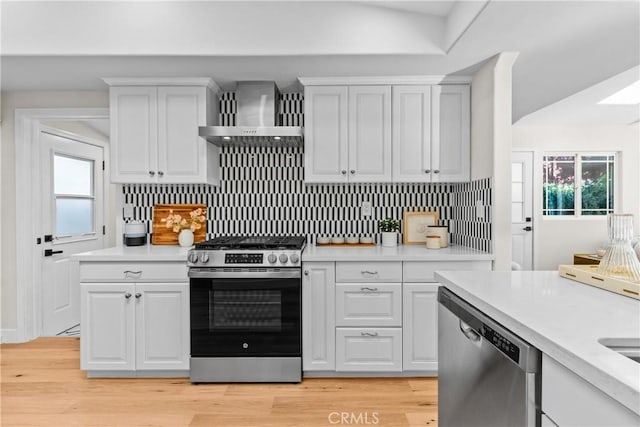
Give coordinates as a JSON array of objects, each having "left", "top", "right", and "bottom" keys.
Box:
[{"left": 1, "top": 0, "right": 638, "bottom": 125}]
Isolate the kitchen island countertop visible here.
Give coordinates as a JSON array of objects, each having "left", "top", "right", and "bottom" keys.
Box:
[
  {"left": 302, "top": 244, "right": 493, "bottom": 262},
  {"left": 73, "top": 245, "right": 190, "bottom": 262},
  {"left": 436, "top": 270, "right": 640, "bottom": 416}
]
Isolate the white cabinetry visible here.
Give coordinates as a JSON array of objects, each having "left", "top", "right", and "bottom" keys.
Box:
[
  {"left": 303, "top": 79, "right": 470, "bottom": 184},
  {"left": 542, "top": 354, "right": 639, "bottom": 426},
  {"left": 80, "top": 262, "right": 189, "bottom": 376},
  {"left": 402, "top": 283, "right": 439, "bottom": 372},
  {"left": 106, "top": 78, "right": 220, "bottom": 185},
  {"left": 304, "top": 85, "right": 391, "bottom": 183},
  {"left": 302, "top": 262, "right": 336, "bottom": 371}
]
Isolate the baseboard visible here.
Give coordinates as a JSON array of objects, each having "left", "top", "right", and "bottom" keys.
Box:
[{"left": 0, "top": 329, "right": 20, "bottom": 343}]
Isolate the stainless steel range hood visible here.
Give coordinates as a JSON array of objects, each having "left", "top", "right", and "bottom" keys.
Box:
[{"left": 199, "top": 81, "right": 303, "bottom": 147}]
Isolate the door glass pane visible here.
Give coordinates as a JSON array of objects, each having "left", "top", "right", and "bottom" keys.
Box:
[
  {"left": 54, "top": 155, "right": 93, "bottom": 196},
  {"left": 56, "top": 199, "right": 94, "bottom": 235},
  {"left": 511, "top": 162, "right": 523, "bottom": 182},
  {"left": 512, "top": 182, "right": 523, "bottom": 203},
  {"left": 512, "top": 202, "right": 524, "bottom": 222}
]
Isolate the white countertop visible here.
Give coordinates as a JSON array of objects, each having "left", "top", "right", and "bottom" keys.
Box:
[
  {"left": 435, "top": 270, "right": 640, "bottom": 416},
  {"left": 73, "top": 245, "right": 191, "bottom": 262},
  {"left": 302, "top": 244, "right": 493, "bottom": 262}
]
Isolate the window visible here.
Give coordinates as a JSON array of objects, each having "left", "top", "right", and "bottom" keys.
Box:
[
  {"left": 54, "top": 154, "right": 95, "bottom": 236},
  {"left": 542, "top": 153, "right": 615, "bottom": 217}
]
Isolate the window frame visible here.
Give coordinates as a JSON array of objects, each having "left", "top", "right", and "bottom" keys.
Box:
[{"left": 542, "top": 151, "right": 618, "bottom": 219}]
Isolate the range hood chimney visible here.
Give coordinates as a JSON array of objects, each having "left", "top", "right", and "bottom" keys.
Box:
[{"left": 199, "top": 81, "right": 303, "bottom": 147}]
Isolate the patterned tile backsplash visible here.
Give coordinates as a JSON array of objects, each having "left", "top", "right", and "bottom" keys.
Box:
[
  {"left": 121, "top": 91, "right": 492, "bottom": 252},
  {"left": 122, "top": 147, "right": 492, "bottom": 252}
]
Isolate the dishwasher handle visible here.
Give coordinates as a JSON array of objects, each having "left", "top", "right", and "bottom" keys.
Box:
[{"left": 459, "top": 320, "right": 481, "bottom": 342}]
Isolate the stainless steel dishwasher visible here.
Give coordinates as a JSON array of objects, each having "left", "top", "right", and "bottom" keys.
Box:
[{"left": 438, "top": 287, "right": 541, "bottom": 427}]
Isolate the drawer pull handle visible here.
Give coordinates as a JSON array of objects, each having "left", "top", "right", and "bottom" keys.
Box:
[
  {"left": 124, "top": 270, "right": 142, "bottom": 278},
  {"left": 360, "top": 287, "right": 378, "bottom": 292},
  {"left": 361, "top": 270, "right": 378, "bottom": 275},
  {"left": 361, "top": 332, "right": 379, "bottom": 337}
]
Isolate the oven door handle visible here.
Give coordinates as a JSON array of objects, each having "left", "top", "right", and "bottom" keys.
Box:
[{"left": 188, "top": 269, "right": 301, "bottom": 279}]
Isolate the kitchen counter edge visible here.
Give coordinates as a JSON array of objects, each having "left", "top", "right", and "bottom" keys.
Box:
[
  {"left": 72, "top": 245, "right": 190, "bottom": 262},
  {"left": 302, "top": 244, "right": 493, "bottom": 262}
]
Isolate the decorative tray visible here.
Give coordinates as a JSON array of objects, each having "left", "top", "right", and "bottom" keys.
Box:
[{"left": 558, "top": 264, "right": 640, "bottom": 300}]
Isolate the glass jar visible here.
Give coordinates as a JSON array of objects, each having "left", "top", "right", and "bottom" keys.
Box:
[{"left": 597, "top": 214, "right": 640, "bottom": 283}]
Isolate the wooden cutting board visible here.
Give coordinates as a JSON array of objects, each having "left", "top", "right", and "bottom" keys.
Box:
[{"left": 152, "top": 204, "right": 207, "bottom": 245}]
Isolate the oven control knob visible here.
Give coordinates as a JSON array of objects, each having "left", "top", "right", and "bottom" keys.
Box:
[
  {"left": 279, "top": 253, "right": 289, "bottom": 264},
  {"left": 188, "top": 252, "right": 199, "bottom": 264},
  {"left": 199, "top": 253, "right": 210, "bottom": 264},
  {"left": 268, "top": 253, "right": 278, "bottom": 264},
  {"left": 289, "top": 254, "right": 300, "bottom": 264}
]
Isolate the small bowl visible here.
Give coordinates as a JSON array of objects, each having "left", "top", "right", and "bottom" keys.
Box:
[
  {"left": 360, "top": 237, "right": 374, "bottom": 244},
  {"left": 596, "top": 249, "right": 607, "bottom": 257},
  {"left": 316, "top": 237, "right": 330, "bottom": 245},
  {"left": 331, "top": 237, "right": 345, "bottom": 244},
  {"left": 346, "top": 237, "right": 359, "bottom": 245}
]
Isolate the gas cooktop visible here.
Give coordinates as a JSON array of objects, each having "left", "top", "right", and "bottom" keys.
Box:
[{"left": 195, "top": 236, "right": 306, "bottom": 251}]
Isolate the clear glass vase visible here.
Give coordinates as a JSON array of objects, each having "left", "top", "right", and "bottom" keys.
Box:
[{"left": 597, "top": 214, "right": 640, "bottom": 283}]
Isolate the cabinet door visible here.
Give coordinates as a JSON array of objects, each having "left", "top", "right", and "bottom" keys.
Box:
[
  {"left": 157, "top": 86, "right": 208, "bottom": 183},
  {"left": 432, "top": 85, "right": 470, "bottom": 182},
  {"left": 302, "top": 262, "right": 336, "bottom": 371},
  {"left": 304, "top": 86, "right": 349, "bottom": 183},
  {"left": 348, "top": 86, "right": 392, "bottom": 182},
  {"left": 135, "top": 283, "right": 190, "bottom": 370},
  {"left": 80, "top": 283, "right": 135, "bottom": 371},
  {"left": 110, "top": 86, "right": 158, "bottom": 183},
  {"left": 336, "top": 327, "right": 402, "bottom": 372},
  {"left": 403, "top": 283, "right": 439, "bottom": 372},
  {"left": 392, "top": 85, "right": 433, "bottom": 182}
]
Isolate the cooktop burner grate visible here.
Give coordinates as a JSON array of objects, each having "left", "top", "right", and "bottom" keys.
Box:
[{"left": 195, "top": 236, "right": 306, "bottom": 250}]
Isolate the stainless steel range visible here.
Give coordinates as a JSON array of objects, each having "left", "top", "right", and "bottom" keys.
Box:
[{"left": 187, "top": 236, "right": 305, "bottom": 383}]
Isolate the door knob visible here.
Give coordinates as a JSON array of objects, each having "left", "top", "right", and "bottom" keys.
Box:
[
  {"left": 44, "top": 249, "right": 63, "bottom": 257},
  {"left": 523, "top": 226, "right": 533, "bottom": 231}
]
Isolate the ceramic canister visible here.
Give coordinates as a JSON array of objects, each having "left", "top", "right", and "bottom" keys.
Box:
[
  {"left": 426, "top": 236, "right": 441, "bottom": 249},
  {"left": 427, "top": 226, "right": 449, "bottom": 248}
]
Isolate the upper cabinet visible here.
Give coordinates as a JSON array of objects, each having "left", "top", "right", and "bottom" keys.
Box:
[
  {"left": 302, "top": 79, "right": 470, "bottom": 184},
  {"left": 105, "top": 78, "right": 220, "bottom": 185},
  {"left": 304, "top": 85, "right": 391, "bottom": 183}
]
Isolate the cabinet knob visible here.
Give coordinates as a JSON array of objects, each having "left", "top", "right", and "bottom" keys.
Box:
[
  {"left": 304, "top": 270, "right": 309, "bottom": 276},
  {"left": 148, "top": 171, "right": 155, "bottom": 176},
  {"left": 157, "top": 171, "right": 164, "bottom": 177},
  {"left": 124, "top": 293, "right": 132, "bottom": 299},
  {"left": 425, "top": 169, "right": 431, "bottom": 173},
  {"left": 341, "top": 170, "right": 347, "bottom": 175},
  {"left": 350, "top": 170, "right": 355, "bottom": 174},
  {"left": 433, "top": 170, "right": 440, "bottom": 174},
  {"left": 135, "top": 293, "right": 142, "bottom": 299}
]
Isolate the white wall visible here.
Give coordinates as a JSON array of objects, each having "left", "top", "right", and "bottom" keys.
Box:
[
  {"left": 512, "top": 125, "right": 640, "bottom": 270},
  {"left": 1, "top": 91, "right": 109, "bottom": 332},
  {"left": 471, "top": 52, "right": 519, "bottom": 271}
]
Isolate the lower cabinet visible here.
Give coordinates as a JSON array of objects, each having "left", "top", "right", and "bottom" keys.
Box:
[
  {"left": 542, "top": 354, "right": 639, "bottom": 426},
  {"left": 402, "top": 283, "right": 439, "bottom": 372},
  {"left": 80, "top": 281, "right": 189, "bottom": 374},
  {"left": 303, "top": 260, "right": 491, "bottom": 375}
]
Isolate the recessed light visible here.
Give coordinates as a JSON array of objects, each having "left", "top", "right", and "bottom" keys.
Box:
[{"left": 599, "top": 80, "right": 640, "bottom": 105}]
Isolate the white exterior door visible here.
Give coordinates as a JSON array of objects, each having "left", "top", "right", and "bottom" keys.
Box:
[
  {"left": 512, "top": 151, "right": 534, "bottom": 270},
  {"left": 40, "top": 128, "right": 106, "bottom": 336},
  {"left": 348, "top": 85, "right": 392, "bottom": 182}
]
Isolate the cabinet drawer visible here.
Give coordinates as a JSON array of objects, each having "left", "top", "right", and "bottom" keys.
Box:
[
  {"left": 403, "top": 261, "right": 491, "bottom": 282},
  {"left": 336, "top": 262, "right": 402, "bottom": 283},
  {"left": 336, "top": 327, "right": 402, "bottom": 372},
  {"left": 336, "top": 283, "right": 401, "bottom": 327},
  {"left": 80, "top": 262, "right": 188, "bottom": 282}
]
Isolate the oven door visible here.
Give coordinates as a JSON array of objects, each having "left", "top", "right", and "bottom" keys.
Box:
[{"left": 189, "top": 268, "right": 301, "bottom": 357}]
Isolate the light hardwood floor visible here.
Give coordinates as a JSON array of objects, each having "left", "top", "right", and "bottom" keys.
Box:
[{"left": 1, "top": 338, "right": 438, "bottom": 427}]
